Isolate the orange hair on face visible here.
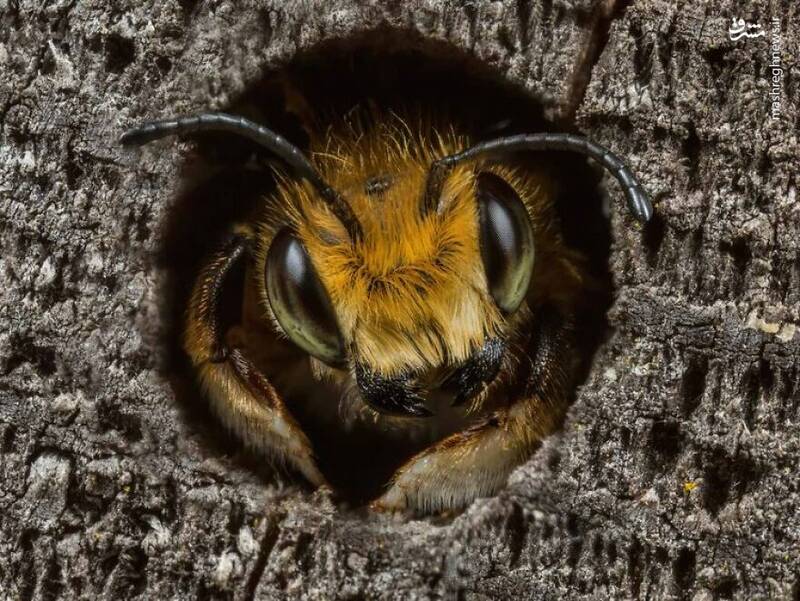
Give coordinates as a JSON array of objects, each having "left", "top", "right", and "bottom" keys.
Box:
[{"left": 253, "top": 114, "right": 583, "bottom": 377}]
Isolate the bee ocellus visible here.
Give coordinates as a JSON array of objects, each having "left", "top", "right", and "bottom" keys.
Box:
[{"left": 121, "top": 109, "right": 652, "bottom": 513}]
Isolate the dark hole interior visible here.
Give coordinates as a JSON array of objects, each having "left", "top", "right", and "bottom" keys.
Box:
[{"left": 156, "top": 32, "right": 614, "bottom": 506}]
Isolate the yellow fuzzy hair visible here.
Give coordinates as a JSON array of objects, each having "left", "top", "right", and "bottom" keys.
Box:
[{"left": 253, "top": 114, "right": 584, "bottom": 378}]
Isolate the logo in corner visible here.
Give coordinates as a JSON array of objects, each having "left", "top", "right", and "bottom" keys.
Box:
[{"left": 728, "top": 17, "right": 765, "bottom": 41}]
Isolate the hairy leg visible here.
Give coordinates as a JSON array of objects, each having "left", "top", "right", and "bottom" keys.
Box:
[
  {"left": 373, "top": 309, "right": 571, "bottom": 512},
  {"left": 183, "top": 233, "right": 327, "bottom": 487}
]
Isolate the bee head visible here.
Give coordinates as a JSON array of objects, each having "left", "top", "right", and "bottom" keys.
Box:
[{"left": 259, "top": 121, "right": 577, "bottom": 418}]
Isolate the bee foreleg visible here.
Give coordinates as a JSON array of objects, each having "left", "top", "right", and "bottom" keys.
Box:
[
  {"left": 371, "top": 410, "right": 539, "bottom": 513},
  {"left": 184, "top": 232, "right": 327, "bottom": 487}
]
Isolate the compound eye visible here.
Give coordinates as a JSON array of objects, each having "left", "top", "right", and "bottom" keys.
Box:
[
  {"left": 265, "top": 228, "right": 346, "bottom": 367},
  {"left": 476, "top": 172, "right": 535, "bottom": 314}
]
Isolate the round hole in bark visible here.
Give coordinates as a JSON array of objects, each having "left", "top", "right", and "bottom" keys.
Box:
[{"left": 157, "top": 32, "right": 613, "bottom": 506}]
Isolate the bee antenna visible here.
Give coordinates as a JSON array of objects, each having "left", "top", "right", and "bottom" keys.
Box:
[
  {"left": 422, "top": 133, "right": 653, "bottom": 224},
  {"left": 121, "top": 112, "right": 364, "bottom": 241}
]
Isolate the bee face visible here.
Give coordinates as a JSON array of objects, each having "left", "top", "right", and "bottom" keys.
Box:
[{"left": 259, "top": 122, "right": 544, "bottom": 416}]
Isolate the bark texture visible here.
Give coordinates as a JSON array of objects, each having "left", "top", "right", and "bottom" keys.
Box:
[{"left": 1, "top": 0, "right": 798, "bottom": 599}]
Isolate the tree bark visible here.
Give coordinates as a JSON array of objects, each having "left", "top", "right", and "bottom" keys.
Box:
[{"left": 1, "top": 0, "right": 798, "bottom": 599}]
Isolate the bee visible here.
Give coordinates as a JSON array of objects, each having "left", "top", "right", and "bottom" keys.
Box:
[{"left": 121, "top": 108, "right": 651, "bottom": 513}]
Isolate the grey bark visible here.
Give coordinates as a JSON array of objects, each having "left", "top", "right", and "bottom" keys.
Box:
[{"left": 1, "top": 0, "right": 798, "bottom": 600}]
